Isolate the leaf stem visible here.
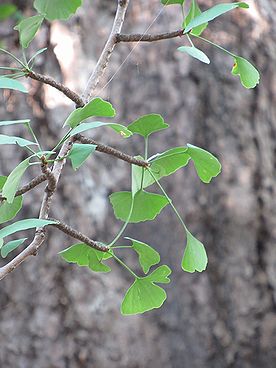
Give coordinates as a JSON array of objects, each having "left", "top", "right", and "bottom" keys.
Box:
[
  {"left": 25, "top": 122, "right": 42, "bottom": 151},
  {"left": 192, "top": 35, "right": 236, "bottom": 58},
  {"left": 147, "top": 168, "right": 188, "bottom": 232},
  {"left": 0, "top": 48, "right": 26, "bottom": 68},
  {"left": 111, "top": 251, "right": 138, "bottom": 278},
  {"left": 108, "top": 197, "right": 134, "bottom": 247}
]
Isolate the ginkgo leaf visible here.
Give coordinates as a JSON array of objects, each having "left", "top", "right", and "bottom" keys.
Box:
[
  {"left": 125, "top": 237, "right": 160, "bottom": 274},
  {"left": 2, "top": 158, "right": 30, "bottom": 203},
  {"left": 186, "top": 144, "right": 221, "bottom": 183},
  {"left": 0, "top": 78, "right": 27, "bottom": 93},
  {"left": 69, "top": 121, "right": 132, "bottom": 138},
  {"left": 14, "top": 15, "right": 44, "bottom": 48},
  {"left": 34, "top": 0, "right": 82, "bottom": 21},
  {"left": 132, "top": 147, "right": 190, "bottom": 193},
  {"left": 121, "top": 265, "right": 171, "bottom": 315},
  {"left": 68, "top": 143, "right": 97, "bottom": 170},
  {"left": 109, "top": 190, "right": 169, "bottom": 223},
  {"left": 177, "top": 46, "right": 210, "bottom": 64},
  {"left": 183, "top": 0, "right": 208, "bottom": 36},
  {"left": 182, "top": 231, "right": 208, "bottom": 272},
  {"left": 232, "top": 56, "right": 260, "bottom": 89},
  {"left": 145, "top": 265, "right": 172, "bottom": 284},
  {"left": 0, "top": 134, "right": 37, "bottom": 147},
  {"left": 128, "top": 114, "right": 169, "bottom": 138},
  {"left": 161, "top": 0, "right": 185, "bottom": 5},
  {"left": 59, "top": 243, "right": 111, "bottom": 273},
  {"left": 1, "top": 238, "right": 27, "bottom": 258},
  {"left": 64, "top": 97, "right": 116, "bottom": 128},
  {"left": 0, "top": 219, "right": 57, "bottom": 239},
  {"left": 185, "top": 2, "right": 249, "bottom": 33},
  {"left": 0, "top": 176, "right": 23, "bottom": 223},
  {"left": 0, "top": 119, "right": 30, "bottom": 127}
]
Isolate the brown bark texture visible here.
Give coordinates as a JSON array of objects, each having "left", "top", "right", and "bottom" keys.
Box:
[{"left": 0, "top": 1, "right": 276, "bottom": 367}]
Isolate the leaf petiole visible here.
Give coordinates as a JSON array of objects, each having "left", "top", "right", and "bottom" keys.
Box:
[
  {"left": 192, "top": 34, "right": 236, "bottom": 57},
  {"left": 147, "top": 168, "right": 188, "bottom": 233},
  {"left": 111, "top": 251, "right": 138, "bottom": 278}
]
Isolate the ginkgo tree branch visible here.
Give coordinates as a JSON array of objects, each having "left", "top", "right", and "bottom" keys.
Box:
[
  {"left": 82, "top": 0, "right": 130, "bottom": 103},
  {"left": 0, "top": 0, "right": 131, "bottom": 281},
  {"left": 50, "top": 219, "right": 109, "bottom": 252},
  {"left": 27, "top": 70, "right": 85, "bottom": 107},
  {"left": 0, "top": 173, "right": 47, "bottom": 201},
  {"left": 75, "top": 134, "right": 149, "bottom": 167},
  {"left": 117, "top": 29, "right": 184, "bottom": 43}
]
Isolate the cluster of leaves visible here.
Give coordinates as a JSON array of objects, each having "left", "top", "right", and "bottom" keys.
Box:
[
  {"left": 0, "top": 0, "right": 260, "bottom": 315},
  {"left": 162, "top": 0, "right": 260, "bottom": 89}
]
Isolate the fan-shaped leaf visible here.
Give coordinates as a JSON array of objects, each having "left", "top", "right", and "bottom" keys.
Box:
[
  {"left": 232, "top": 56, "right": 260, "bottom": 89},
  {"left": 182, "top": 231, "right": 208, "bottom": 272},
  {"left": 34, "top": 0, "right": 82, "bottom": 21}
]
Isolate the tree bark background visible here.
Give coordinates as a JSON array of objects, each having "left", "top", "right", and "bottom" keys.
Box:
[{"left": 0, "top": 1, "right": 276, "bottom": 367}]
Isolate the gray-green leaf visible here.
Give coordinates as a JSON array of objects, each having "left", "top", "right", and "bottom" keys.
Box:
[
  {"left": 69, "top": 121, "right": 132, "bottom": 138},
  {"left": 1, "top": 238, "right": 27, "bottom": 258},
  {"left": 14, "top": 15, "right": 44, "bottom": 48},
  {"left": 0, "top": 134, "right": 37, "bottom": 147},
  {"left": 68, "top": 143, "right": 97, "bottom": 170},
  {"left": 185, "top": 2, "right": 249, "bottom": 33},
  {"left": 0, "top": 218, "right": 57, "bottom": 239},
  {"left": 2, "top": 158, "right": 30, "bottom": 203},
  {"left": 177, "top": 46, "right": 210, "bottom": 64},
  {"left": 0, "top": 78, "right": 27, "bottom": 93}
]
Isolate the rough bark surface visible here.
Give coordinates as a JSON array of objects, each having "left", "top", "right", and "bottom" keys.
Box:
[{"left": 0, "top": 1, "right": 276, "bottom": 367}]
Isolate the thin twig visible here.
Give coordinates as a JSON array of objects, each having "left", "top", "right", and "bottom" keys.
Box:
[
  {"left": 0, "top": 174, "right": 47, "bottom": 202},
  {"left": 50, "top": 219, "right": 109, "bottom": 252},
  {"left": 117, "top": 29, "right": 184, "bottom": 43},
  {"left": 41, "top": 158, "right": 57, "bottom": 193},
  {"left": 75, "top": 134, "right": 149, "bottom": 167},
  {"left": 27, "top": 70, "right": 85, "bottom": 107},
  {"left": 82, "top": 0, "right": 130, "bottom": 103}
]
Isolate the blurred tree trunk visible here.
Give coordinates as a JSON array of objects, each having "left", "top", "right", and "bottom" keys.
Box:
[{"left": 0, "top": 1, "right": 276, "bottom": 367}]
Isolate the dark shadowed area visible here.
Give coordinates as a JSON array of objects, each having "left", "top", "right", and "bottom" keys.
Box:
[{"left": 0, "top": 0, "right": 276, "bottom": 367}]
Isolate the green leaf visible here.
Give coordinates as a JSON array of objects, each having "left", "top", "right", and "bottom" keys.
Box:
[
  {"left": 185, "top": 2, "right": 249, "bottom": 33},
  {"left": 121, "top": 265, "right": 171, "bottom": 315},
  {"left": 0, "top": 4, "right": 17, "bottom": 21},
  {"left": 125, "top": 237, "right": 160, "bottom": 274},
  {"left": 110, "top": 190, "right": 169, "bottom": 223},
  {"left": 2, "top": 158, "right": 30, "bottom": 203},
  {"left": 186, "top": 144, "right": 221, "bottom": 183},
  {"left": 0, "top": 134, "right": 37, "bottom": 147},
  {"left": 177, "top": 46, "right": 210, "bottom": 64},
  {"left": 0, "top": 196, "right": 23, "bottom": 224},
  {"left": 0, "top": 78, "right": 27, "bottom": 93},
  {"left": 59, "top": 243, "right": 111, "bottom": 273},
  {"left": 127, "top": 114, "right": 169, "bottom": 138},
  {"left": 182, "top": 231, "right": 207, "bottom": 272},
  {"left": 146, "top": 265, "right": 171, "bottom": 284},
  {"left": 1, "top": 238, "right": 27, "bottom": 258},
  {"left": 0, "top": 218, "right": 57, "bottom": 239},
  {"left": 133, "top": 147, "right": 190, "bottom": 192},
  {"left": 183, "top": 0, "right": 208, "bottom": 36},
  {"left": 0, "top": 119, "right": 30, "bottom": 127},
  {"left": 14, "top": 15, "right": 44, "bottom": 49},
  {"left": 0, "top": 176, "right": 23, "bottom": 223},
  {"left": 64, "top": 97, "right": 116, "bottom": 128},
  {"left": 68, "top": 143, "right": 97, "bottom": 170},
  {"left": 69, "top": 121, "right": 132, "bottom": 139},
  {"left": 161, "top": 0, "right": 185, "bottom": 5},
  {"left": 34, "top": 0, "right": 82, "bottom": 20},
  {"left": 232, "top": 56, "right": 260, "bottom": 89}
]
